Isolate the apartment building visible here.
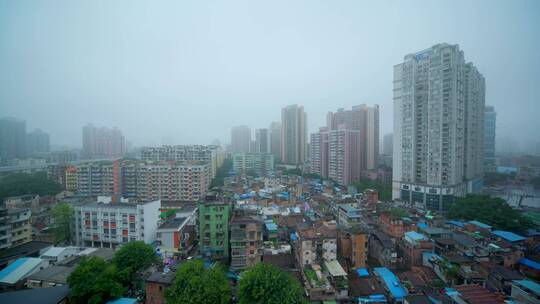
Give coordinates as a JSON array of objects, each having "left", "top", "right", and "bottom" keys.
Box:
[
  {"left": 71, "top": 159, "right": 210, "bottom": 202},
  {"left": 82, "top": 124, "right": 125, "bottom": 159},
  {"left": 9, "top": 209, "right": 32, "bottom": 247},
  {"left": 296, "top": 221, "right": 337, "bottom": 266},
  {"left": 337, "top": 228, "right": 368, "bottom": 269},
  {"left": 484, "top": 105, "right": 497, "bottom": 173},
  {"left": 310, "top": 128, "right": 329, "bottom": 179},
  {"left": 198, "top": 201, "right": 231, "bottom": 261},
  {"left": 281, "top": 105, "right": 307, "bottom": 165},
  {"left": 232, "top": 153, "right": 274, "bottom": 176},
  {"left": 140, "top": 145, "right": 223, "bottom": 178},
  {"left": 155, "top": 217, "right": 196, "bottom": 257},
  {"left": 326, "top": 105, "right": 379, "bottom": 170},
  {"left": 393, "top": 43, "right": 485, "bottom": 211},
  {"left": 231, "top": 126, "right": 252, "bottom": 153},
  {"left": 230, "top": 215, "right": 263, "bottom": 271},
  {"left": 72, "top": 198, "right": 160, "bottom": 248}
]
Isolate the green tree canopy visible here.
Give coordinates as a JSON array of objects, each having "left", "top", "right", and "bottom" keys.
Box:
[
  {"left": 165, "top": 260, "right": 232, "bottom": 304},
  {"left": 447, "top": 194, "right": 534, "bottom": 233},
  {"left": 211, "top": 158, "right": 232, "bottom": 188},
  {"left": 0, "top": 172, "right": 63, "bottom": 201},
  {"left": 113, "top": 241, "right": 158, "bottom": 284},
  {"left": 238, "top": 263, "right": 306, "bottom": 304},
  {"left": 353, "top": 178, "right": 391, "bottom": 201},
  {"left": 51, "top": 202, "right": 73, "bottom": 243},
  {"left": 67, "top": 256, "right": 124, "bottom": 304}
]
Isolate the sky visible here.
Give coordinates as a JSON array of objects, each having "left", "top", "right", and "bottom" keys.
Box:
[{"left": 1, "top": 0, "right": 539, "bottom": 151}]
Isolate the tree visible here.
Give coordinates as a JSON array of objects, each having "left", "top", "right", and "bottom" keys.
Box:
[
  {"left": 113, "top": 241, "right": 158, "bottom": 285},
  {"left": 0, "top": 172, "right": 63, "bottom": 201},
  {"left": 210, "top": 158, "right": 233, "bottom": 188},
  {"left": 67, "top": 256, "right": 124, "bottom": 304},
  {"left": 390, "top": 207, "right": 407, "bottom": 219},
  {"left": 51, "top": 202, "right": 73, "bottom": 243},
  {"left": 447, "top": 194, "right": 534, "bottom": 233},
  {"left": 353, "top": 178, "right": 391, "bottom": 201},
  {"left": 165, "top": 260, "right": 232, "bottom": 304},
  {"left": 238, "top": 263, "right": 306, "bottom": 304}
]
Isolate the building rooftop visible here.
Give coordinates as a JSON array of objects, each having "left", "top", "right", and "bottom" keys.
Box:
[
  {"left": 0, "top": 257, "right": 44, "bottom": 285},
  {"left": 146, "top": 271, "right": 175, "bottom": 285},
  {"left": 513, "top": 279, "right": 540, "bottom": 296},
  {"left": 452, "top": 284, "right": 504, "bottom": 304},
  {"left": 373, "top": 267, "right": 407, "bottom": 300},
  {"left": 491, "top": 230, "right": 525, "bottom": 242},
  {"left": 0, "top": 286, "right": 68, "bottom": 304},
  {"left": 467, "top": 221, "right": 492, "bottom": 230},
  {"left": 325, "top": 260, "right": 347, "bottom": 277},
  {"left": 404, "top": 231, "right": 426, "bottom": 242},
  {"left": 158, "top": 217, "right": 188, "bottom": 230},
  {"left": 0, "top": 241, "right": 52, "bottom": 265}
]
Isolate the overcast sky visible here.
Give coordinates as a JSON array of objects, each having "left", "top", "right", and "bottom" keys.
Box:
[{"left": 1, "top": 0, "right": 539, "bottom": 151}]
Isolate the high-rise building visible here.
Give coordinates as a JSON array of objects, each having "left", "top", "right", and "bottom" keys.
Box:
[
  {"left": 269, "top": 122, "right": 281, "bottom": 159},
  {"left": 71, "top": 159, "right": 211, "bottom": 202},
  {"left": 255, "top": 128, "right": 270, "bottom": 153},
  {"left": 26, "top": 129, "right": 50, "bottom": 154},
  {"left": 484, "top": 105, "right": 497, "bottom": 172},
  {"left": 310, "top": 127, "right": 329, "bottom": 179},
  {"left": 82, "top": 124, "right": 125, "bottom": 159},
  {"left": 326, "top": 105, "right": 379, "bottom": 170},
  {"left": 328, "top": 128, "right": 362, "bottom": 185},
  {"left": 232, "top": 153, "right": 274, "bottom": 176},
  {"left": 231, "top": 126, "right": 251, "bottom": 153},
  {"left": 393, "top": 43, "right": 485, "bottom": 211},
  {"left": 310, "top": 126, "right": 362, "bottom": 186},
  {"left": 281, "top": 105, "right": 307, "bottom": 165},
  {"left": 140, "top": 145, "right": 223, "bottom": 178},
  {"left": 382, "top": 133, "right": 393, "bottom": 156},
  {"left": 0, "top": 117, "right": 27, "bottom": 161}
]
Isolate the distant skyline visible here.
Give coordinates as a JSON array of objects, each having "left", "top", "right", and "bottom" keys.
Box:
[{"left": 1, "top": 1, "right": 539, "bottom": 153}]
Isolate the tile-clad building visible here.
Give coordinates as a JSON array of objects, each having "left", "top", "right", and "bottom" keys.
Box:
[
  {"left": 232, "top": 153, "right": 274, "bottom": 176},
  {"left": 393, "top": 43, "right": 485, "bottom": 211},
  {"left": 198, "top": 201, "right": 231, "bottom": 261},
  {"left": 140, "top": 145, "right": 223, "bottom": 178},
  {"left": 71, "top": 159, "right": 210, "bottom": 202},
  {"left": 296, "top": 221, "right": 338, "bottom": 266},
  {"left": 230, "top": 216, "right": 263, "bottom": 271},
  {"left": 72, "top": 199, "right": 160, "bottom": 248}
]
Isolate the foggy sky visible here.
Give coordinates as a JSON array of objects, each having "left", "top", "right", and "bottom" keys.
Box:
[{"left": 1, "top": 0, "right": 539, "bottom": 151}]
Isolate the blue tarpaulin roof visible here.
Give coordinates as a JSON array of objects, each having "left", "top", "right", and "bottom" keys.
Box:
[
  {"left": 492, "top": 230, "right": 525, "bottom": 242},
  {"left": 417, "top": 222, "right": 428, "bottom": 230},
  {"left": 447, "top": 220, "right": 465, "bottom": 227},
  {"left": 405, "top": 231, "right": 426, "bottom": 241},
  {"left": 290, "top": 233, "right": 298, "bottom": 241},
  {"left": 264, "top": 220, "right": 278, "bottom": 231},
  {"left": 373, "top": 267, "right": 407, "bottom": 300},
  {"left": 519, "top": 258, "right": 540, "bottom": 270},
  {"left": 356, "top": 268, "right": 369, "bottom": 277},
  {"left": 513, "top": 280, "right": 540, "bottom": 295}
]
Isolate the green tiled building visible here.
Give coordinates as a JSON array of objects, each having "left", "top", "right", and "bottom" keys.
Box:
[{"left": 198, "top": 201, "right": 231, "bottom": 260}]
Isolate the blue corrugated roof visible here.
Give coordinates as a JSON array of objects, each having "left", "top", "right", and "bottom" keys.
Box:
[
  {"left": 492, "top": 230, "right": 525, "bottom": 242},
  {"left": 0, "top": 258, "right": 28, "bottom": 281},
  {"left": 264, "top": 221, "right": 278, "bottom": 231},
  {"left": 373, "top": 267, "right": 407, "bottom": 300},
  {"left": 290, "top": 232, "right": 298, "bottom": 241},
  {"left": 417, "top": 222, "right": 428, "bottom": 230},
  {"left": 519, "top": 258, "right": 540, "bottom": 270},
  {"left": 356, "top": 268, "right": 369, "bottom": 277},
  {"left": 447, "top": 220, "right": 465, "bottom": 227},
  {"left": 513, "top": 280, "right": 540, "bottom": 295}
]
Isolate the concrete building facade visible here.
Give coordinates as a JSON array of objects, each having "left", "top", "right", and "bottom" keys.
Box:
[
  {"left": 281, "top": 105, "right": 307, "bottom": 165},
  {"left": 231, "top": 126, "right": 251, "bottom": 153},
  {"left": 392, "top": 43, "right": 485, "bottom": 211},
  {"left": 232, "top": 153, "right": 274, "bottom": 176},
  {"left": 484, "top": 105, "right": 497, "bottom": 173},
  {"left": 72, "top": 199, "right": 161, "bottom": 248}
]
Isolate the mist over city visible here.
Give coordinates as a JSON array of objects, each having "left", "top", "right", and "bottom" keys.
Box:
[
  {"left": 1, "top": 1, "right": 539, "bottom": 154},
  {"left": 1, "top": 1, "right": 540, "bottom": 304}
]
